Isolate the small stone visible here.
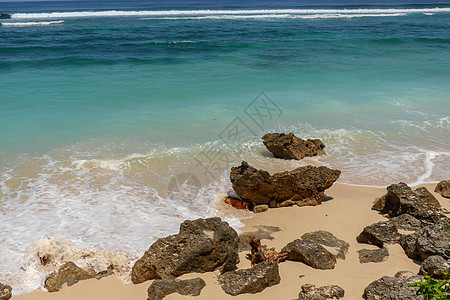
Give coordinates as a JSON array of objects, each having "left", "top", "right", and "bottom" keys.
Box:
[
  {"left": 282, "top": 239, "right": 336, "bottom": 270},
  {"left": 301, "top": 230, "right": 349, "bottom": 260},
  {"left": 147, "top": 277, "right": 206, "bottom": 300},
  {"left": 435, "top": 180, "right": 450, "bottom": 198},
  {"left": 44, "top": 262, "right": 96, "bottom": 292},
  {"left": 358, "top": 247, "right": 389, "bottom": 263},
  {"left": 262, "top": 132, "right": 326, "bottom": 160},
  {"left": 0, "top": 283, "right": 12, "bottom": 300},
  {"left": 254, "top": 205, "right": 269, "bottom": 213},
  {"left": 297, "top": 284, "right": 345, "bottom": 300},
  {"left": 356, "top": 221, "right": 402, "bottom": 247}
]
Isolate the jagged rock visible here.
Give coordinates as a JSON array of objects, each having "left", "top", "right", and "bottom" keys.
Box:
[
  {"left": 131, "top": 217, "right": 239, "bottom": 284},
  {"left": 282, "top": 239, "right": 336, "bottom": 270},
  {"left": 230, "top": 161, "right": 340, "bottom": 207},
  {"left": 363, "top": 273, "right": 424, "bottom": 300},
  {"left": 44, "top": 261, "right": 96, "bottom": 292},
  {"left": 358, "top": 247, "right": 389, "bottom": 263},
  {"left": 399, "top": 218, "right": 450, "bottom": 261},
  {"left": 218, "top": 262, "right": 280, "bottom": 295},
  {"left": 0, "top": 283, "right": 12, "bottom": 300},
  {"left": 414, "top": 187, "right": 441, "bottom": 207},
  {"left": 147, "top": 278, "right": 206, "bottom": 300},
  {"left": 391, "top": 214, "right": 422, "bottom": 231},
  {"left": 301, "top": 230, "right": 349, "bottom": 260},
  {"left": 372, "top": 183, "right": 445, "bottom": 225},
  {"left": 297, "top": 284, "right": 345, "bottom": 300},
  {"left": 435, "top": 180, "right": 450, "bottom": 198},
  {"left": 419, "top": 255, "right": 450, "bottom": 279},
  {"left": 254, "top": 204, "right": 269, "bottom": 213},
  {"left": 356, "top": 221, "right": 402, "bottom": 247},
  {"left": 239, "top": 225, "right": 281, "bottom": 252},
  {"left": 95, "top": 265, "right": 114, "bottom": 280},
  {"left": 262, "top": 132, "right": 326, "bottom": 160}
]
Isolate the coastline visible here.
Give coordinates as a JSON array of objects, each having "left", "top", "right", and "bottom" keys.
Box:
[{"left": 13, "top": 182, "right": 449, "bottom": 300}]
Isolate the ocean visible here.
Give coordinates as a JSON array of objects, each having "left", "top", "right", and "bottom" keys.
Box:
[{"left": 0, "top": 0, "right": 449, "bottom": 294}]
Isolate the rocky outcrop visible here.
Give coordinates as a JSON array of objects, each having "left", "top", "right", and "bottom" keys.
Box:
[
  {"left": 218, "top": 262, "right": 280, "bottom": 296},
  {"left": 0, "top": 283, "right": 12, "bottom": 300},
  {"left": 301, "top": 231, "right": 349, "bottom": 260},
  {"left": 282, "top": 239, "right": 337, "bottom": 270},
  {"left": 147, "top": 278, "right": 206, "bottom": 300},
  {"left": 399, "top": 218, "right": 450, "bottom": 261},
  {"left": 297, "top": 284, "right": 345, "bottom": 300},
  {"left": 391, "top": 214, "right": 422, "bottom": 231},
  {"left": 372, "top": 183, "right": 445, "bottom": 225},
  {"left": 131, "top": 217, "right": 239, "bottom": 284},
  {"left": 358, "top": 247, "right": 389, "bottom": 263},
  {"left": 44, "top": 261, "right": 96, "bottom": 292},
  {"left": 262, "top": 132, "right": 326, "bottom": 160},
  {"left": 356, "top": 221, "right": 402, "bottom": 247},
  {"left": 419, "top": 255, "right": 449, "bottom": 279},
  {"left": 435, "top": 180, "right": 450, "bottom": 198},
  {"left": 230, "top": 161, "right": 340, "bottom": 207},
  {"left": 363, "top": 271, "right": 423, "bottom": 300}
]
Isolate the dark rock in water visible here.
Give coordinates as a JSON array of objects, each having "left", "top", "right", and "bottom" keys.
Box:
[
  {"left": 400, "top": 218, "right": 450, "bottom": 262},
  {"left": 147, "top": 277, "right": 206, "bottom": 300},
  {"left": 238, "top": 225, "right": 281, "bottom": 252},
  {"left": 282, "top": 239, "right": 336, "bottom": 270},
  {"left": 230, "top": 161, "right": 340, "bottom": 207},
  {"left": 131, "top": 217, "right": 239, "bottom": 284},
  {"left": 419, "top": 255, "right": 450, "bottom": 279},
  {"left": 391, "top": 214, "right": 422, "bottom": 231},
  {"left": 356, "top": 221, "right": 402, "bottom": 247},
  {"left": 218, "top": 262, "right": 280, "bottom": 296},
  {"left": 0, "top": 283, "right": 12, "bottom": 300},
  {"left": 0, "top": 13, "right": 11, "bottom": 19},
  {"left": 357, "top": 247, "right": 389, "bottom": 264},
  {"left": 301, "top": 230, "right": 349, "bottom": 260},
  {"left": 363, "top": 272, "right": 424, "bottom": 300},
  {"left": 44, "top": 261, "right": 96, "bottom": 292},
  {"left": 435, "top": 180, "right": 450, "bottom": 199},
  {"left": 414, "top": 187, "right": 441, "bottom": 208},
  {"left": 372, "top": 182, "right": 445, "bottom": 225},
  {"left": 262, "top": 132, "right": 326, "bottom": 160},
  {"left": 297, "top": 284, "right": 345, "bottom": 300}
]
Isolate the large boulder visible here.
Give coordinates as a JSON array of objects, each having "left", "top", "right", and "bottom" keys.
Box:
[
  {"left": 356, "top": 221, "right": 402, "bottom": 247},
  {"left": 131, "top": 217, "right": 239, "bottom": 284},
  {"left": 297, "top": 284, "right": 345, "bottom": 300},
  {"left": 301, "top": 230, "right": 349, "bottom": 260},
  {"left": 399, "top": 218, "right": 450, "bottom": 261},
  {"left": 363, "top": 271, "right": 423, "bottom": 300},
  {"left": 147, "top": 278, "right": 206, "bottom": 300},
  {"left": 218, "top": 262, "right": 280, "bottom": 296},
  {"left": 419, "top": 255, "right": 450, "bottom": 279},
  {"left": 435, "top": 180, "right": 450, "bottom": 198},
  {"left": 372, "top": 183, "right": 445, "bottom": 225},
  {"left": 230, "top": 161, "right": 340, "bottom": 207},
  {"left": 0, "top": 283, "right": 12, "bottom": 300},
  {"left": 44, "top": 261, "right": 96, "bottom": 292},
  {"left": 262, "top": 132, "right": 326, "bottom": 160},
  {"left": 357, "top": 247, "right": 389, "bottom": 264},
  {"left": 282, "top": 239, "right": 336, "bottom": 270}
]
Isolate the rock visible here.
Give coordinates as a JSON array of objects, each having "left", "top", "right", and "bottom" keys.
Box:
[
  {"left": 301, "top": 230, "right": 349, "bottom": 260},
  {"left": 372, "top": 182, "right": 445, "bottom": 225},
  {"left": 254, "top": 204, "right": 269, "bottom": 213},
  {"left": 0, "top": 283, "right": 12, "bottom": 300},
  {"left": 218, "top": 262, "right": 280, "bottom": 296},
  {"left": 262, "top": 132, "right": 326, "bottom": 160},
  {"left": 399, "top": 218, "right": 450, "bottom": 261},
  {"left": 414, "top": 187, "right": 441, "bottom": 207},
  {"left": 44, "top": 261, "right": 96, "bottom": 292},
  {"left": 435, "top": 180, "right": 450, "bottom": 198},
  {"left": 394, "top": 270, "right": 416, "bottom": 280},
  {"left": 356, "top": 221, "right": 402, "bottom": 247},
  {"left": 419, "top": 255, "right": 450, "bottom": 279},
  {"left": 131, "top": 217, "right": 239, "bottom": 284},
  {"left": 297, "top": 284, "right": 345, "bottom": 300},
  {"left": 391, "top": 214, "right": 422, "bottom": 231},
  {"left": 230, "top": 161, "right": 340, "bottom": 207},
  {"left": 282, "top": 239, "right": 336, "bottom": 270},
  {"left": 238, "top": 225, "right": 281, "bottom": 252},
  {"left": 95, "top": 265, "right": 114, "bottom": 280},
  {"left": 363, "top": 273, "right": 423, "bottom": 300},
  {"left": 357, "top": 247, "right": 389, "bottom": 263},
  {"left": 147, "top": 278, "right": 206, "bottom": 300}
]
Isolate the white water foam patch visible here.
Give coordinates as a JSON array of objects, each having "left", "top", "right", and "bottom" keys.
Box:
[
  {"left": 0, "top": 20, "right": 64, "bottom": 27},
  {"left": 143, "top": 13, "right": 406, "bottom": 20},
  {"left": 10, "top": 7, "right": 450, "bottom": 20}
]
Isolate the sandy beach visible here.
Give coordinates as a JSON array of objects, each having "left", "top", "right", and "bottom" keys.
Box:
[{"left": 12, "top": 182, "right": 448, "bottom": 300}]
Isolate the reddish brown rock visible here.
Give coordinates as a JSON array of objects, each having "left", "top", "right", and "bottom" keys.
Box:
[
  {"left": 230, "top": 161, "right": 340, "bottom": 207},
  {"left": 262, "top": 132, "right": 326, "bottom": 160}
]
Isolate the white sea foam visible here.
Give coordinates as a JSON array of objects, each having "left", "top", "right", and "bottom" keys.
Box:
[
  {"left": 10, "top": 8, "right": 450, "bottom": 20},
  {"left": 0, "top": 20, "right": 64, "bottom": 27},
  {"left": 143, "top": 13, "right": 406, "bottom": 20}
]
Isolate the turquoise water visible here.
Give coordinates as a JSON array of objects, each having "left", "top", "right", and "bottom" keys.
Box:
[{"left": 0, "top": 1, "right": 449, "bottom": 293}]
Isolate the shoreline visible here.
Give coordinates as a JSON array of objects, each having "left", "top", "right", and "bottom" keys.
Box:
[{"left": 12, "top": 182, "right": 449, "bottom": 299}]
